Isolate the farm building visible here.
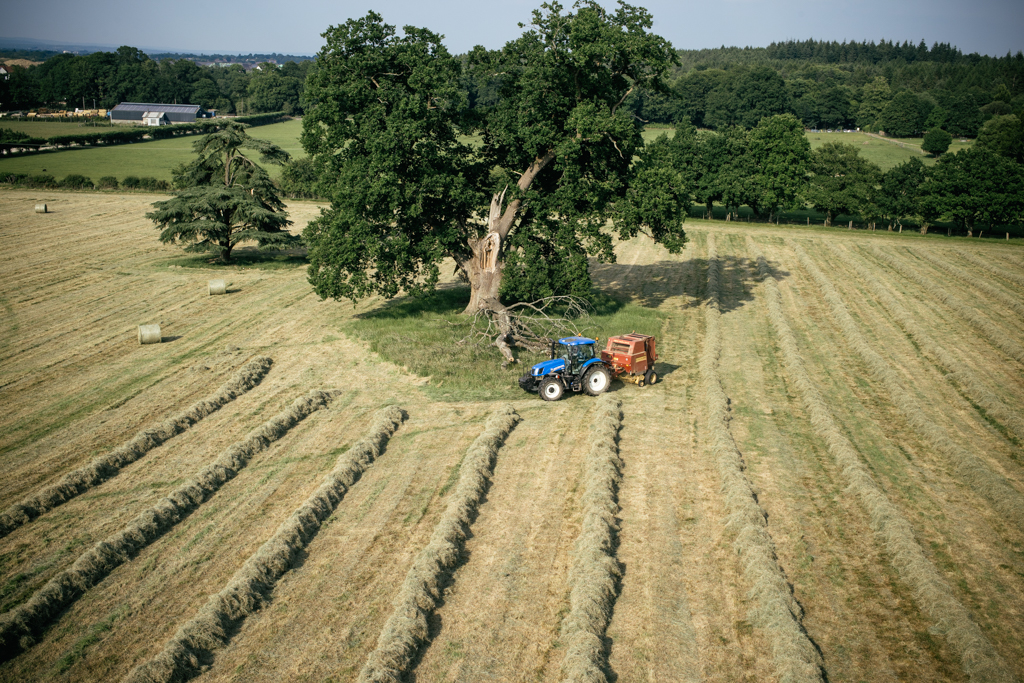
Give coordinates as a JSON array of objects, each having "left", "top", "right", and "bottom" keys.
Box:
[
  {"left": 109, "top": 102, "right": 212, "bottom": 123},
  {"left": 142, "top": 111, "right": 169, "bottom": 126}
]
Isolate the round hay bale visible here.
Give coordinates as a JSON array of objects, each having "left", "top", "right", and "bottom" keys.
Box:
[
  {"left": 208, "top": 279, "right": 226, "bottom": 296},
  {"left": 34, "top": 204, "right": 47, "bottom": 214},
  {"left": 138, "top": 324, "right": 161, "bottom": 345}
]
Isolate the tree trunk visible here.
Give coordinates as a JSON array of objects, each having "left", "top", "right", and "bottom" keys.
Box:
[
  {"left": 220, "top": 241, "right": 232, "bottom": 263},
  {"left": 456, "top": 150, "right": 557, "bottom": 364},
  {"left": 462, "top": 232, "right": 503, "bottom": 315}
]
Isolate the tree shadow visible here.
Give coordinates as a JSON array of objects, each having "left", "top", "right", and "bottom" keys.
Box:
[
  {"left": 354, "top": 286, "right": 471, "bottom": 321},
  {"left": 591, "top": 255, "right": 791, "bottom": 314}
]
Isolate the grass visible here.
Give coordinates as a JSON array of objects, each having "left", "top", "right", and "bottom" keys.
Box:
[
  {"left": 0, "top": 119, "right": 305, "bottom": 183},
  {"left": 1, "top": 120, "right": 122, "bottom": 136},
  {"left": 345, "top": 286, "right": 666, "bottom": 403}
]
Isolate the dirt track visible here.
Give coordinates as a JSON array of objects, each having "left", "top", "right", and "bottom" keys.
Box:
[{"left": 0, "top": 190, "right": 1022, "bottom": 682}]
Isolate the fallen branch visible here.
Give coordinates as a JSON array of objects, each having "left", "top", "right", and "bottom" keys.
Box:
[{"left": 461, "top": 296, "right": 594, "bottom": 366}]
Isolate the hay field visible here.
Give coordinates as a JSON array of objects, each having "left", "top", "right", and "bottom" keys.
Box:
[{"left": 0, "top": 189, "right": 1022, "bottom": 682}]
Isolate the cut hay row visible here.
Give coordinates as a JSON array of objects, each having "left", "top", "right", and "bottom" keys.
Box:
[
  {"left": 0, "top": 389, "right": 333, "bottom": 662},
  {"left": 122, "top": 405, "right": 407, "bottom": 683},
  {"left": 868, "top": 247, "right": 1024, "bottom": 365},
  {"left": 559, "top": 394, "right": 624, "bottom": 683},
  {"left": 0, "top": 356, "right": 274, "bottom": 539},
  {"left": 794, "top": 243, "right": 1024, "bottom": 533},
  {"left": 994, "top": 253, "right": 1024, "bottom": 271},
  {"left": 913, "top": 248, "right": 1024, "bottom": 320},
  {"left": 955, "top": 249, "right": 1024, "bottom": 289},
  {"left": 750, "top": 238, "right": 1015, "bottom": 683},
  {"left": 700, "top": 234, "right": 825, "bottom": 683},
  {"left": 825, "top": 243, "right": 1024, "bottom": 442},
  {"left": 358, "top": 404, "right": 521, "bottom": 683}
]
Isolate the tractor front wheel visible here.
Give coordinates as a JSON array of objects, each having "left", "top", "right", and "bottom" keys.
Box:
[
  {"left": 540, "top": 378, "right": 565, "bottom": 401},
  {"left": 584, "top": 366, "right": 611, "bottom": 396}
]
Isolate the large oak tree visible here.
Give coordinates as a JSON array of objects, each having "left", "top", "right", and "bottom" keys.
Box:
[{"left": 301, "top": 2, "right": 685, "bottom": 360}]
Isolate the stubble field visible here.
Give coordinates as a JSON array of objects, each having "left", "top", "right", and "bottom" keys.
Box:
[{"left": 0, "top": 189, "right": 1022, "bottom": 682}]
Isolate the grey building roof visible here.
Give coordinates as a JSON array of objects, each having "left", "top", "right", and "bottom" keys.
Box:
[{"left": 111, "top": 102, "right": 202, "bottom": 115}]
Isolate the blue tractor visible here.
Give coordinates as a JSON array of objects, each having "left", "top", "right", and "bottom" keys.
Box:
[{"left": 518, "top": 337, "right": 612, "bottom": 401}]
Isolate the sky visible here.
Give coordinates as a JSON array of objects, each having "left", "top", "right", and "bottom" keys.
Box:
[{"left": 2, "top": 0, "right": 1022, "bottom": 58}]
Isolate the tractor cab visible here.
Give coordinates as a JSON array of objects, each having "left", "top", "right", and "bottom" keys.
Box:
[
  {"left": 557, "top": 337, "right": 597, "bottom": 373},
  {"left": 518, "top": 337, "right": 611, "bottom": 401}
]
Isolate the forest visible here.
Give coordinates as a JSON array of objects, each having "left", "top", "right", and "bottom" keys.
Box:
[
  {"left": 2, "top": 38, "right": 1023, "bottom": 137},
  {"left": 0, "top": 47, "right": 313, "bottom": 115}
]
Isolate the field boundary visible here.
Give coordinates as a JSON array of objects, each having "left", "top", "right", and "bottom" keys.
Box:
[
  {"left": 0, "top": 356, "right": 273, "bottom": 539},
  {"left": 795, "top": 242, "right": 1024, "bottom": 533},
  {"left": 749, "top": 237, "right": 1014, "bottom": 682},
  {"left": 358, "top": 404, "right": 521, "bottom": 683},
  {"left": 701, "top": 233, "right": 824, "bottom": 682},
  {"left": 0, "top": 389, "right": 332, "bottom": 661},
  {"left": 559, "top": 394, "right": 624, "bottom": 682},
  {"left": 122, "top": 405, "right": 407, "bottom": 683}
]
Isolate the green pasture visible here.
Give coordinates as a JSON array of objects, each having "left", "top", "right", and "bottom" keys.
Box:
[
  {"left": 0, "top": 120, "right": 118, "bottom": 136},
  {"left": 806, "top": 131, "right": 973, "bottom": 169},
  {"left": 0, "top": 119, "right": 305, "bottom": 182}
]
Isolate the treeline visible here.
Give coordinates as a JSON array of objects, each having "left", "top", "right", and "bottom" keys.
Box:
[
  {"left": 0, "top": 46, "right": 312, "bottom": 115},
  {"left": 618, "top": 39, "right": 1024, "bottom": 136},
  {"left": 148, "top": 51, "right": 313, "bottom": 63},
  {"left": 650, "top": 114, "right": 1024, "bottom": 236}
]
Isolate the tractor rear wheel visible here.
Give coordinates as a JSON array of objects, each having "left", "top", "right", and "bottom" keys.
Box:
[
  {"left": 540, "top": 378, "right": 565, "bottom": 401},
  {"left": 644, "top": 368, "right": 658, "bottom": 386},
  {"left": 584, "top": 366, "right": 611, "bottom": 396}
]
